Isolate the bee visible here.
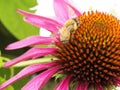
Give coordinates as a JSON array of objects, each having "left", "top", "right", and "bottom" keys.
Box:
[{"left": 59, "top": 18, "right": 81, "bottom": 43}]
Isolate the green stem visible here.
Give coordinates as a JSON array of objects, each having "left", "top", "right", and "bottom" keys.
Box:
[
  {"left": 9, "top": 67, "right": 14, "bottom": 77},
  {"left": 12, "top": 57, "right": 54, "bottom": 67},
  {"left": 0, "top": 56, "right": 14, "bottom": 77},
  {"left": 1, "top": 56, "right": 10, "bottom": 61}
]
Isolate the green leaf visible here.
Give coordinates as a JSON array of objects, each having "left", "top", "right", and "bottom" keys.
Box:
[
  {"left": 5, "top": 86, "right": 14, "bottom": 90},
  {"left": 12, "top": 68, "right": 30, "bottom": 90},
  {"left": 0, "top": 0, "right": 39, "bottom": 39},
  {"left": 0, "top": 77, "right": 14, "bottom": 90},
  {"left": 0, "top": 67, "right": 30, "bottom": 90}
]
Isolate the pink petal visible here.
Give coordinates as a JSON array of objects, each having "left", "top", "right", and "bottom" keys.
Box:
[
  {"left": 115, "top": 78, "right": 120, "bottom": 86},
  {"left": 6, "top": 36, "right": 59, "bottom": 50},
  {"left": 17, "top": 9, "right": 62, "bottom": 35},
  {"left": 54, "top": 0, "right": 69, "bottom": 22},
  {"left": 22, "top": 66, "right": 60, "bottom": 90},
  {"left": 4, "top": 48, "right": 57, "bottom": 67},
  {"left": 76, "top": 82, "right": 89, "bottom": 90},
  {"left": 65, "top": 1, "right": 82, "bottom": 17},
  {"left": 97, "top": 84, "right": 103, "bottom": 90},
  {"left": 54, "top": 75, "right": 72, "bottom": 90},
  {"left": 0, "top": 62, "right": 57, "bottom": 90}
]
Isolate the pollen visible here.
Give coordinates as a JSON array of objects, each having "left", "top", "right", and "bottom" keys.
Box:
[{"left": 55, "top": 11, "right": 120, "bottom": 88}]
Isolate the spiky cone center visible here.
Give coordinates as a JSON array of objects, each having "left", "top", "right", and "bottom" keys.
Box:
[{"left": 55, "top": 11, "right": 120, "bottom": 89}]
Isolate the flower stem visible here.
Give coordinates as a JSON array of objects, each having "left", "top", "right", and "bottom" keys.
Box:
[
  {"left": 1, "top": 56, "right": 10, "bottom": 61},
  {"left": 12, "top": 57, "right": 55, "bottom": 67},
  {"left": 9, "top": 67, "right": 14, "bottom": 78},
  {"left": 0, "top": 56, "right": 15, "bottom": 77}
]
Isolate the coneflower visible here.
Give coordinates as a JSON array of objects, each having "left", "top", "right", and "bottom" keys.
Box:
[{"left": 0, "top": 0, "right": 120, "bottom": 90}]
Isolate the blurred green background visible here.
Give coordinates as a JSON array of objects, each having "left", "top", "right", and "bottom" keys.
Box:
[{"left": 0, "top": 0, "right": 56, "bottom": 90}]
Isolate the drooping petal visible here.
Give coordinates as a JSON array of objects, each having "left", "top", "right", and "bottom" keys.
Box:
[
  {"left": 17, "top": 9, "right": 62, "bottom": 34},
  {"left": 76, "top": 82, "right": 89, "bottom": 90},
  {"left": 54, "top": 75, "right": 72, "bottom": 90},
  {"left": 22, "top": 66, "right": 60, "bottom": 90},
  {"left": 4, "top": 48, "right": 57, "bottom": 67},
  {"left": 97, "top": 84, "right": 103, "bottom": 90},
  {"left": 6, "top": 36, "right": 59, "bottom": 50},
  {"left": 54, "top": 0, "right": 69, "bottom": 22},
  {"left": 65, "top": 1, "right": 82, "bottom": 17},
  {"left": 0, "top": 62, "right": 57, "bottom": 90},
  {"left": 115, "top": 78, "right": 120, "bottom": 86}
]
